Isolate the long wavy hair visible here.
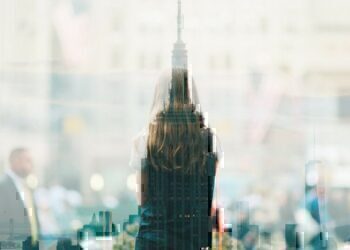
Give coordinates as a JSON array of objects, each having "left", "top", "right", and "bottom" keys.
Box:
[{"left": 147, "top": 69, "right": 210, "bottom": 174}]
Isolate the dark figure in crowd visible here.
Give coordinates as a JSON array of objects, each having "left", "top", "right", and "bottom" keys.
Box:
[
  {"left": 305, "top": 185, "right": 328, "bottom": 249},
  {"left": 304, "top": 161, "right": 331, "bottom": 250},
  {"left": 131, "top": 69, "right": 222, "bottom": 249},
  {"left": 0, "top": 148, "right": 40, "bottom": 245}
]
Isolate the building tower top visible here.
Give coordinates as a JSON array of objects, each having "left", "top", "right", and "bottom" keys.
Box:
[
  {"left": 172, "top": 0, "right": 187, "bottom": 69},
  {"left": 177, "top": 0, "right": 183, "bottom": 42}
]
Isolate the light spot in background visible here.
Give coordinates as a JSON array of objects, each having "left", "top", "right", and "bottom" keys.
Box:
[
  {"left": 71, "top": 219, "right": 82, "bottom": 231},
  {"left": 103, "top": 195, "right": 119, "bottom": 209},
  {"left": 63, "top": 116, "right": 85, "bottom": 135},
  {"left": 126, "top": 173, "right": 137, "bottom": 192},
  {"left": 90, "top": 173, "right": 105, "bottom": 191},
  {"left": 66, "top": 190, "right": 83, "bottom": 207},
  {"left": 26, "top": 174, "right": 38, "bottom": 189}
]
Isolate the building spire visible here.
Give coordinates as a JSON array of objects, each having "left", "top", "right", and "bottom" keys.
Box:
[
  {"left": 172, "top": 0, "right": 187, "bottom": 69},
  {"left": 177, "top": 0, "right": 183, "bottom": 42}
]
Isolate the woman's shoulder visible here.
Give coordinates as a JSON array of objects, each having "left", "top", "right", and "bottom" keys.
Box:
[
  {"left": 201, "top": 126, "right": 224, "bottom": 167},
  {"left": 130, "top": 128, "right": 148, "bottom": 170},
  {"left": 134, "top": 128, "right": 149, "bottom": 148}
]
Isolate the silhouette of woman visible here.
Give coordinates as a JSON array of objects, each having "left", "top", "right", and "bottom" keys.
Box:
[{"left": 131, "top": 69, "right": 222, "bottom": 249}]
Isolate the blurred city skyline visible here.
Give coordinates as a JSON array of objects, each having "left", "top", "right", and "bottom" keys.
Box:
[{"left": 1, "top": 0, "right": 350, "bottom": 240}]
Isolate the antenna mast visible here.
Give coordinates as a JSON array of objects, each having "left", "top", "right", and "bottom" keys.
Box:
[{"left": 172, "top": 0, "right": 188, "bottom": 69}]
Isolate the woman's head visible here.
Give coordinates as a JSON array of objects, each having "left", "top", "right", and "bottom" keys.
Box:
[
  {"left": 147, "top": 69, "right": 210, "bottom": 173},
  {"left": 150, "top": 68, "right": 200, "bottom": 120}
]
